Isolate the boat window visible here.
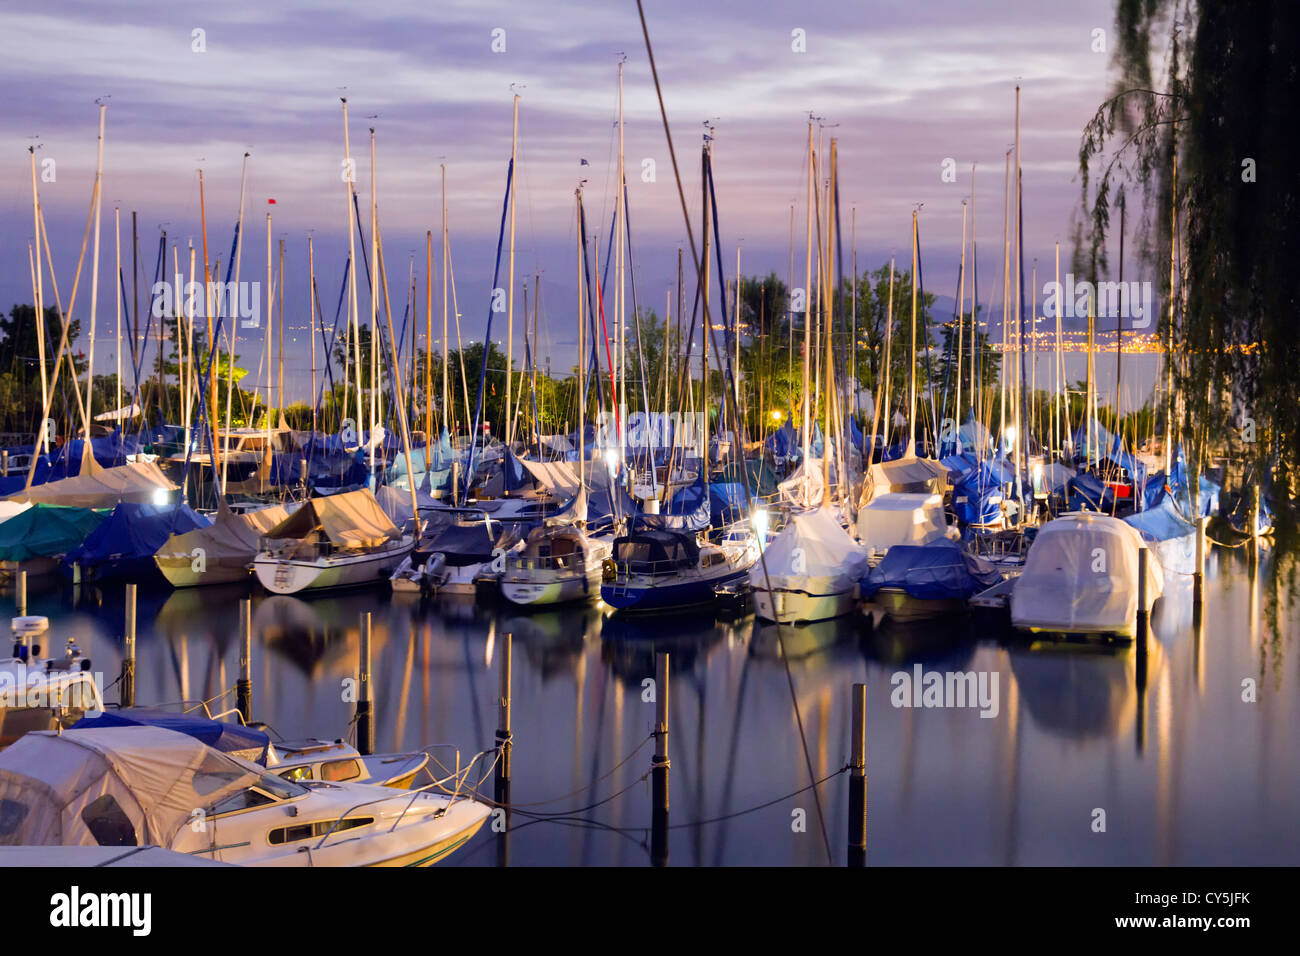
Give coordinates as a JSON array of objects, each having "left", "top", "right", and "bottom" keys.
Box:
[
  {"left": 192, "top": 755, "right": 248, "bottom": 796},
  {"left": 257, "top": 774, "right": 308, "bottom": 799},
  {"left": 0, "top": 798, "right": 29, "bottom": 840},
  {"left": 81, "top": 795, "right": 137, "bottom": 847},
  {"left": 208, "top": 788, "right": 275, "bottom": 816},
  {"left": 320, "top": 759, "right": 362, "bottom": 782},
  {"left": 268, "top": 816, "right": 374, "bottom": 846},
  {"left": 278, "top": 766, "right": 313, "bottom": 783},
  {"left": 0, "top": 706, "right": 57, "bottom": 745}
]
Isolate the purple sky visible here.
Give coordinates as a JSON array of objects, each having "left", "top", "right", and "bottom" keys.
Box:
[{"left": 2, "top": 0, "right": 1122, "bottom": 402}]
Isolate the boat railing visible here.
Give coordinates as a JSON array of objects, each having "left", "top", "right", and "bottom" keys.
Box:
[
  {"left": 612, "top": 556, "right": 694, "bottom": 578},
  {"left": 505, "top": 552, "right": 590, "bottom": 573},
  {"left": 310, "top": 747, "right": 497, "bottom": 849}
]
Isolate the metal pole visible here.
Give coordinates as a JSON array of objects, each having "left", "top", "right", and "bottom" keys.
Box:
[
  {"left": 495, "top": 629, "right": 512, "bottom": 794},
  {"left": 1135, "top": 545, "right": 1149, "bottom": 640},
  {"left": 651, "top": 651, "right": 670, "bottom": 867},
  {"left": 357, "top": 611, "right": 373, "bottom": 755},
  {"left": 848, "top": 682, "right": 866, "bottom": 867},
  {"left": 236, "top": 598, "right": 251, "bottom": 722},
  {"left": 1193, "top": 515, "right": 1206, "bottom": 613},
  {"left": 121, "top": 583, "right": 137, "bottom": 708}
]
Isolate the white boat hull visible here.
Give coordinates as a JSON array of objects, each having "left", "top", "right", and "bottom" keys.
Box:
[
  {"left": 253, "top": 538, "right": 413, "bottom": 595},
  {"left": 501, "top": 568, "right": 602, "bottom": 606},
  {"left": 752, "top": 586, "right": 857, "bottom": 624}
]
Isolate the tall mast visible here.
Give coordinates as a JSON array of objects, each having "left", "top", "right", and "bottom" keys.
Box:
[
  {"left": 222, "top": 152, "right": 249, "bottom": 496},
  {"left": 425, "top": 229, "right": 433, "bottom": 442},
  {"left": 369, "top": 127, "right": 379, "bottom": 482},
  {"left": 955, "top": 198, "right": 967, "bottom": 443},
  {"left": 198, "top": 168, "right": 216, "bottom": 458},
  {"left": 114, "top": 206, "right": 121, "bottom": 417},
  {"left": 28, "top": 148, "right": 48, "bottom": 413},
  {"left": 277, "top": 237, "right": 285, "bottom": 417},
  {"left": 1164, "top": 122, "right": 1177, "bottom": 476},
  {"left": 1054, "top": 241, "right": 1062, "bottom": 458},
  {"left": 309, "top": 235, "right": 317, "bottom": 438},
  {"left": 86, "top": 102, "right": 106, "bottom": 431},
  {"left": 999, "top": 150, "right": 1011, "bottom": 453},
  {"left": 908, "top": 210, "right": 918, "bottom": 455},
  {"left": 823, "top": 138, "right": 837, "bottom": 493},
  {"left": 801, "top": 119, "right": 814, "bottom": 468},
  {"left": 1013, "top": 85, "right": 1025, "bottom": 496},
  {"left": 616, "top": 61, "right": 626, "bottom": 451},
  {"left": 969, "top": 164, "right": 977, "bottom": 425},
  {"left": 576, "top": 188, "right": 586, "bottom": 505},
  {"left": 441, "top": 164, "right": 449, "bottom": 443},
  {"left": 341, "top": 100, "right": 363, "bottom": 454},
  {"left": 505, "top": 93, "right": 519, "bottom": 448},
  {"left": 264, "top": 209, "right": 272, "bottom": 492},
  {"left": 881, "top": 258, "right": 895, "bottom": 456},
  {"left": 1115, "top": 191, "right": 1125, "bottom": 436},
  {"left": 700, "top": 138, "right": 711, "bottom": 467}
]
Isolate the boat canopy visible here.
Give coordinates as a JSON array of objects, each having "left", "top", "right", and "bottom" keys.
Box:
[
  {"left": 856, "top": 492, "right": 949, "bottom": 553},
  {"left": 1010, "top": 513, "right": 1164, "bottom": 633},
  {"left": 5, "top": 460, "right": 176, "bottom": 509},
  {"left": 861, "top": 538, "right": 1001, "bottom": 601},
  {"left": 156, "top": 503, "right": 290, "bottom": 566},
  {"left": 1124, "top": 492, "right": 1196, "bottom": 544},
  {"left": 517, "top": 458, "right": 581, "bottom": 497},
  {"left": 0, "top": 726, "right": 263, "bottom": 848},
  {"left": 0, "top": 504, "right": 107, "bottom": 562},
  {"left": 864, "top": 456, "right": 948, "bottom": 502},
  {"left": 422, "top": 521, "right": 499, "bottom": 566},
  {"left": 749, "top": 506, "right": 867, "bottom": 591},
  {"left": 73, "top": 708, "right": 273, "bottom": 765},
  {"left": 262, "top": 489, "right": 399, "bottom": 549},
  {"left": 613, "top": 524, "right": 700, "bottom": 571}
]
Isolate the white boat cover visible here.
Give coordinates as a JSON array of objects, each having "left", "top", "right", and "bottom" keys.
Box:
[
  {"left": 156, "top": 502, "right": 291, "bottom": 563},
  {"left": 863, "top": 457, "right": 948, "bottom": 502},
  {"left": 750, "top": 506, "right": 868, "bottom": 593},
  {"left": 93, "top": 403, "right": 142, "bottom": 422},
  {"left": 1011, "top": 513, "right": 1165, "bottom": 633},
  {"left": 4, "top": 461, "right": 176, "bottom": 509},
  {"left": 0, "top": 726, "right": 261, "bottom": 848},
  {"left": 262, "top": 489, "right": 399, "bottom": 550},
  {"left": 777, "top": 460, "right": 825, "bottom": 509},
  {"left": 0, "top": 501, "right": 31, "bottom": 525},
  {"left": 518, "top": 459, "right": 581, "bottom": 497},
  {"left": 856, "top": 492, "right": 949, "bottom": 553}
]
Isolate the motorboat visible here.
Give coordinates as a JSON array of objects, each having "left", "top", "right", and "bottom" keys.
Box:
[
  {"left": 1010, "top": 513, "right": 1164, "bottom": 638},
  {"left": 0, "top": 616, "right": 102, "bottom": 749},
  {"left": 861, "top": 538, "right": 1002, "bottom": 622},
  {"left": 601, "top": 516, "right": 755, "bottom": 613},
  {"left": 0, "top": 726, "right": 490, "bottom": 866}
]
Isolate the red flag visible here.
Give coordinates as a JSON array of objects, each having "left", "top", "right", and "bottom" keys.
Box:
[{"left": 267, "top": 198, "right": 277, "bottom": 204}]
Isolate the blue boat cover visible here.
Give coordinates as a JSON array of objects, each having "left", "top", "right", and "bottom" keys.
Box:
[
  {"left": 1124, "top": 492, "right": 1195, "bottom": 544},
  {"left": 73, "top": 708, "right": 272, "bottom": 758},
  {"left": 862, "top": 539, "right": 1001, "bottom": 601},
  {"left": 65, "top": 502, "right": 210, "bottom": 567}
]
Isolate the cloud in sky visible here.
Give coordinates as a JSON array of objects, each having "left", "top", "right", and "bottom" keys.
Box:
[{"left": 1, "top": 0, "right": 1121, "bottom": 395}]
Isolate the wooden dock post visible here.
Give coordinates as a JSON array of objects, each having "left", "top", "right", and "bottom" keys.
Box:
[
  {"left": 356, "top": 611, "right": 373, "bottom": 756},
  {"left": 16, "top": 569, "right": 26, "bottom": 617},
  {"left": 1, "top": 449, "right": 8, "bottom": 477},
  {"left": 848, "top": 682, "right": 867, "bottom": 867},
  {"left": 1193, "top": 516, "right": 1206, "bottom": 614},
  {"left": 495, "top": 630, "right": 512, "bottom": 799},
  {"left": 121, "top": 583, "right": 137, "bottom": 708},
  {"left": 1135, "top": 545, "right": 1149, "bottom": 639},
  {"left": 651, "top": 651, "right": 670, "bottom": 867},
  {"left": 236, "top": 598, "right": 252, "bottom": 723}
]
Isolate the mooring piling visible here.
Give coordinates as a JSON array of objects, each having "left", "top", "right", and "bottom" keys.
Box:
[
  {"left": 1136, "top": 545, "right": 1149, "bottom": 639},
  {"left": 357, "top": 611, "right": 373, "bottom": 756},
  {"left": 848, "top": 682, "right": 866, "bottom": 867},
  {"left": 121, "top": 583, "right": 137, "bottom": 708},
  {"left": 236, "top": 598, "right": 252, "bottom": 723},
  {"left": 16, "top": 569, "right": 26, "bottom": 618},
  {"left": 1193, "top": 515, "right": 1206, "bottom": 614},
  {"left": 651, "top": 651, "right": 670, "bottom": 867},
  {"left": 495, "top": 629, "right": 513, "bottom": 800}
]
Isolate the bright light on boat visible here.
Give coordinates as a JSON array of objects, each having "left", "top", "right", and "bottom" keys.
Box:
[
  {"left": 752, "top": 507, "right": 770, "bottom": 545},
  {"left": 604, "top": 448, "right": 620, "bottom": 475},
  {"left": 1004, "top": 425, "right": 1017, "bottom": 450},
  {"left": 152, "top": 488, "right": 169, "bottom": 506}
]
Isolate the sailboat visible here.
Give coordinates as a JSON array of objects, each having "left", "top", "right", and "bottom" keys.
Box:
[
  {"left": 501, "top": 518, "right": 610, "bottom": 607},
  {"left": 750, "top": 507, "right": 868, "bottom": 624},
  {"left": 252, "top": 488, "right": 413, "bottom": 594},
  {"left": 155, "top": 500, "right": 291, "bottom": 587}
]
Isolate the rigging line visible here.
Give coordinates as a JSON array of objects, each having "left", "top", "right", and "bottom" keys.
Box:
[{"left": 636, "top": 0, "right": 833, "bottom": 866}]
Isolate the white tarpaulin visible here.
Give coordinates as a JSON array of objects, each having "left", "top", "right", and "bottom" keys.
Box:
[
  {"left": 518, "top": 459, "right": 581, "bottom": 498},
  {"left": 93, "top": 403, "right": 142, "bottom": 422},
  {"left": 0, "top": 726, "right": 261, "bottom": 848},
  {"left": 0, "top": 501, "right": 31, "bottom": 525},
  {"left": 778, "top": 460, "right": 825, "bottom": 509},
  {"left": 4, "top": 461, "right": 176, "bottom": 509},
  {"left": 156, "top": 502, "right": 291, "bottom": 566},
  {"left": 863, "top": 457, "right": 948, "bottom": 503},
  {"left": 749, "top": 506, "right": 868, "bottom": 594},
  {"left": 1011, "top": 513, "right": 1164, "bottom": 635},
  {"left": 856, "top": 492, "right": 949, "bottom": 554}
]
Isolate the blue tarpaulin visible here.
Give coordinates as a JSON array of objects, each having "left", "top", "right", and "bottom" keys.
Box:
[
  {"left": 73, "top": 708, "right": 271, "bottom": 759},
  {"left": 64, "top": 501, "right": 209, "bottom": 582},
  {"left": 862, "top": 539, "right": 1001, "bottom": 601}
]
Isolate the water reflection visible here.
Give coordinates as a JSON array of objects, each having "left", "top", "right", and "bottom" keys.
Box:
[{"left": 1, "top": 537, "right": 1296, "bottom": 865}]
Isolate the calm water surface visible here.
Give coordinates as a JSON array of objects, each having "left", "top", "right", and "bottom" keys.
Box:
[{"left": 3, "top": 540, "right": 1296, "bottom": 866}]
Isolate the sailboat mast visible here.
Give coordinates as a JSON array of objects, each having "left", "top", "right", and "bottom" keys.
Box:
[
  {"left": 222, "top": 151, "right": 249, "bottom": 496},
  {"left": 28, "top": 149, "right": 48, "bottom": 413},
  {"left": 86, "top": 102, "right": 106, "bottom": 431},
  {"left": 340, "top": 100, "right": 363, "bottom": 458},
  {"left": 1054, "top": 241, "right": 1062, "bottom": 458},
  {"left": 114, "top": 206, "right": 122, "bottom": 417},
  {"left": 425, "top": 230, "right": 433, "bottom": 442},
  {"left": 908, "top": 210, "right": 918, "bottom": 455},
  {"left": 881, "top": 258, "right": 895, "bottom": 456},
  {"left": 616, "top": 62, "right": 626, "bottom": 452},
  {"left": 441, "top": 164, "right": 449, "bottom": 445},
  {"left": 576, "top": 188, "right": 586, "bottom": 507},
  {"left": 264, "top": 210, "right": 272, "bottom": 493},
  {"left": 1115, "top": 192, "right": 1125, "bottom": 436},
  {"left": 801, "top": 120, "right": 813, "bottom": 468},
  {"left": 955, "top": 199, "right": 967, "bottom": 444},
  {"left": 505, "top": 93, "right": 519, "bottom": 448},
  {"left": 369, "top": 128, "right": 379, "bottom": 482},
  {"left": 1014, "top": 85, "right": 1025, "bottom": 498},
  {"left": 969, "top": 164, "right": 977, "bottom": 427},
  {"left": 309, "top": 235, "right": 317, "bottom": 437}
]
